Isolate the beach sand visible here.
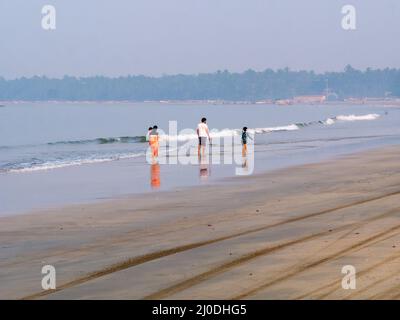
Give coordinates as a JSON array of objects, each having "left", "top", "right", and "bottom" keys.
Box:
[{"left": 1, "top": 145, "right": 400, "bottom": 300}]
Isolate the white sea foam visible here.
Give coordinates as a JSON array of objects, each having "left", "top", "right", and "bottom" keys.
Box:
[
  {"left": 7, "top": 153, "right": 144, "bottom": 173},
  {"left": 336, "top": 114, "right": 380, "bottom": 121},
  {"left": 160, "top": 128, "right": 241, "bottom": 142},
  {"left": 162, "top": 125, "right": 298, "bottom": 142},
  {"left": 253, "top": 124, "right": 299, "bottom": 134},
  {"left": 324, "top": 118, "right": 336, "bottom": 125}
]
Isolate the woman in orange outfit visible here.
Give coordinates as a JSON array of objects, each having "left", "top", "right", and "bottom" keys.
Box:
[{"left": 149, "top": 125, "right": 159, "bottom": 159}]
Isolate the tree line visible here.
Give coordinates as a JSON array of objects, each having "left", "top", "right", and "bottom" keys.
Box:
[{"left": 0, "top": 66, "right": 399, "bottom": 101}]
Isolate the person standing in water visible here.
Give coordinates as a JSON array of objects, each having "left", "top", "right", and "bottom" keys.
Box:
[
  {"left": 146, "top": 126, "right": 153, "bottom": 143},
  {"left": 149, "top": 125, "right": 159, "bottom": 160},
  {"left": 241, "top": 126, "right": 252, "bottom": 156},
  {"left": 197, "top": 117, "right": 211, "bottom": 157}
]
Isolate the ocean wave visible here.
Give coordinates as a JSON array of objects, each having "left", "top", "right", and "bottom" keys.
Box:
[
  {"left": 254, "top": 113, "right": 380, "bottom": 133},
  {"left": 0, "top": 136, "right": 146, "bottom": 150},
  {"left": 323, "top": 113, "right": 380, "bottom": 126},
  {"left": 324, "top": 118, "right": 336, "bottom": 125},
  {"left": 161, "top": 128, "right": 242, "bottom": 142},
  {"left": 1, "top": 113, "right": 382, "bottom": 173},
  {"left": 253, "top": 124, "right": 299, "bottom": 134},
  {"left": 4, "top": 153, "right": 144, "bottom": 173},
  {"left": 335, "top": 114, "right": 380, "bottom": 121},
  {"left": 48, "top": 136, "right": 146, "bottom": 146},
  {"left": 1, "top": 113, "right": 381, "bottom": 150}
]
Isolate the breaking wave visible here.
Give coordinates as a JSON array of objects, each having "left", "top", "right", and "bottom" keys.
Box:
[
  {"left": 1, "top": 113, "right": 381, "bottom": 173},
  {"left": 4, "top": 152, "right": 144, "bottom": 173}
]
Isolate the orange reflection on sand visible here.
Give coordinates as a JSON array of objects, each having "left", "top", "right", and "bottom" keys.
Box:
[{"left": 150, "top": 163, "right": 160, "bottom": 189}]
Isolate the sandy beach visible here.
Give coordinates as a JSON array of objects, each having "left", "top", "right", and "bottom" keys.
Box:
[{"left": 1, "top": 145, "right": 400, "bottom": 300}]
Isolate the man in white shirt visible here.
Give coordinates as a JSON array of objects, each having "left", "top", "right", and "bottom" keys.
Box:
[{"left": 197, "top": 117, "right": 211, "bottom": 156}]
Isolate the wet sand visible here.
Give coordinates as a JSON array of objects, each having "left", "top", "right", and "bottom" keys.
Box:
[{"left": 1, "top": 145, "right": 400, "bottom": 300}]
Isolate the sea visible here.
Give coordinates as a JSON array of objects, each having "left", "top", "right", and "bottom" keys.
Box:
[{"left": 0, "top": 102, "right": 399, "bottom": 216}]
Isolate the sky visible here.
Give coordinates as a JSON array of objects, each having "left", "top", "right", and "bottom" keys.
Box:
[{"left": 0, "top": 0, "right": 399, "bottom": 79}]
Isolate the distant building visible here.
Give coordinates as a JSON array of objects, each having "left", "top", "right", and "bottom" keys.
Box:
[{"left": 293, "top": 95, "right": 326, "bottom": 104}]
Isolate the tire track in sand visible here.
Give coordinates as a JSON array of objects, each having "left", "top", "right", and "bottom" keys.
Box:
[
  {"left": 294, "top": 251, "right": 400, "bottom": 299},
  {"left": 143, "top": 207, "right": 400, "bottom": 299},
  {"left": 22, "top": 190, "right": 400, "bottom": 300},
  {"left": 313, "top": 228, "right": 400, "bottom": 300},
  {"left": 232, "top": 222, "right": 400, "bottom": 299}
]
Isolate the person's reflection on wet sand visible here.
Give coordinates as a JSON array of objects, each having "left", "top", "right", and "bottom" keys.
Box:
[
  {"left": 241, "top": 155, "right": 249, "bottom": 173},
  {"left": 150, "top": 162, "right": 161, "bottom": 189},
  {"left": 199, "top": 154, "right": 210, "bottom": 181}
]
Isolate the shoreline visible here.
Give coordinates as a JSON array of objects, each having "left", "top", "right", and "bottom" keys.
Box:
[
  {"left": 0, "top": 143, "right": 398, "bottom": 218},
  {"left": 1, "top": 145, "right": 400, "bottom": 299},
  {"left": 1, "top": 100, "right": 400, "bottom": 107},
  {"left": 1, "top": 140, "right": 396, "bottom": 218}
]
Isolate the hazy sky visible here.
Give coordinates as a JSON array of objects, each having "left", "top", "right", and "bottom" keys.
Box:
[{"left": 0, "top": 0, "right": 399, "bottom": 78}]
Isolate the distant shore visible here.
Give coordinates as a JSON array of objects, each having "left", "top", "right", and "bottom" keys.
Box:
[
  {"left": 1, "top": 98, "right": 400, "bottom": 107},
  {"left": 2, "top": 145, "right": 400, "bottom": 299}
]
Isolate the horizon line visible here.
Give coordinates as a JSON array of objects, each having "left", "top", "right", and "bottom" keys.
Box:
[{"left": 2, "top": 65, "right": 399, "bottom": 81}]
